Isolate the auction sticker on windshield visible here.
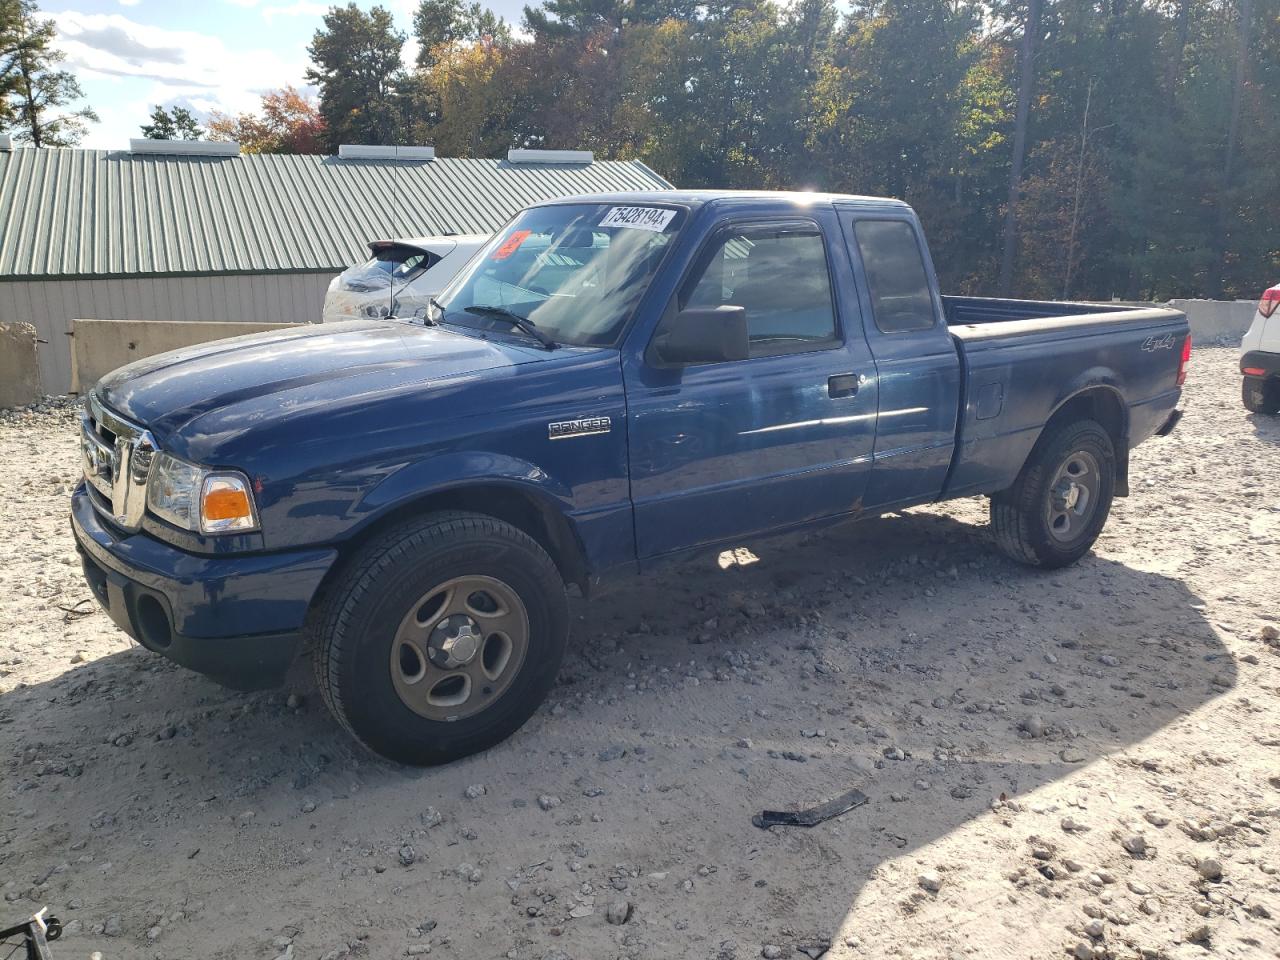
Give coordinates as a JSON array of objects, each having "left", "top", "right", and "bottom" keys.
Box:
[
  {"left": 600, "top": 207, "right": 677, "bottom": 232},
  {"left": 492, "top": 230, "right": 532, "bottom": 261}
]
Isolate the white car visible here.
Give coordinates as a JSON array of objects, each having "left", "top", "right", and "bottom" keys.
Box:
[
  {"left": 322, "top": 235, "right": 489, "bottom": 323},
  {"left": 1241, "top": 283, "right": 1280, "bottom": 414}
]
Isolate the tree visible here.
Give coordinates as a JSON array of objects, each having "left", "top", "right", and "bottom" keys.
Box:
[
  {"left": 996, "top": 0, "right": 1042, "bottom": 296},
  {"left": 0, "top": 0, "right": 97, "bottom": 147},
  {"left": 807, "top": 0, "right": 1002, "bottom": 290},
  {"left": 365, "top": 0, "right": 1280, "bottom": 300},
  {"left": 413, "top": 0, "right": 511, "bottom": 69},
  {"left": 1207, "top": 0, "right": 1252, "bottom": 298},
  {"left": 0, "top": 0, "right": 18, "bottom": 131},
  {"left": 306, "top": 3, "right": 406, "bottom": 151},
  {"left": 140, "top": 105, "right": 204, "bottom": 140},
  {"left": 522, "top": 0, "right": 696, "bottom": 39},
  {"left": 415, "top": 42, "right": 521, "bottom": 156},
  {"left": 207, "top": 86, "right": 327, "bottom": 154}
]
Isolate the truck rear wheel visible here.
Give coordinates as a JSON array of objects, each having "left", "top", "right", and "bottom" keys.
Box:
[
  {"left": 990, "top": 419, "right": 1116, "bottom": 569},
  {"left": 1242, "top": 376, "right": 1280, "bottom": 414},
  {"left": 312, "top": 511, "right": 569, "bottom": 765}
]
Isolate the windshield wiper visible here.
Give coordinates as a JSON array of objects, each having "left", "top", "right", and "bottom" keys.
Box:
[{"left": 463, "top": 305, "right": 558, "bottom": 350}]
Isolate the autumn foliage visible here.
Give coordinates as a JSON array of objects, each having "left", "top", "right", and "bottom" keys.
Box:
[
  {"left": 292, "top": 0, "right": 1277, "bottom": 302},
  {"left": 207, "top": 86, "right": 327, "bottom": 155}
]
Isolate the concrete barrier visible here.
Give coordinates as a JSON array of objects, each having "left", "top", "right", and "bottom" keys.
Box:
[
  {"left": 1166, "top": 299, "right": 1257, "bottom": 341},
  {"left": 50, "top": 302, "right": 1261, "bottom": 401},
  {"left": 71, "top": 319, "right": 299, "bottom": 393},
  {"left": 0, "top": 322, "right": 42, "bottom": 408}
]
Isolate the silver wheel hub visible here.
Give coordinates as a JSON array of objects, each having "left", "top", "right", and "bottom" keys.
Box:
[
  {"left": 389, "top": 575, "right": 530, "bottom": 722},
  {"left": 1046, "top": 450, "right": 1100, "bottom": 543},
  {"left": 429, "top": 615, "right": 482, "bottom": 668},
  {"left": 1053, "top": 480, "right": 1082, "bottom": 512}
]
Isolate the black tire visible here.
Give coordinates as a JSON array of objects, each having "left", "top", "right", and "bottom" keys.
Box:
[
  {"left": 312, "top": 511, "right": 568, "bottom": 765},
  {"left": 1242, "top": 376, "right": 1280, "bottom": 415},
  {"left": 990, "top": 419, "right": 1116, "bottom": 569}
]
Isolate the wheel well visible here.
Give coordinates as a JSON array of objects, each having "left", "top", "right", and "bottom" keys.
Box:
[
  {"left": 329, "top": 486, "right": 589, "bottom": 597},
  {"left": 1040, "top": 387, "right": 1130, "bottom": 496},
  {"left": 1047, "top": 388, "right": 1125, "bottom": 443}
]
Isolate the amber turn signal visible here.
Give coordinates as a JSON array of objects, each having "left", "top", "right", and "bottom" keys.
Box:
[{"left": 199, "top": 475, "right": 258, "bottom": 534}]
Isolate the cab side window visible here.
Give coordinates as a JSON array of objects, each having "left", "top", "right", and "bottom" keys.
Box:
[
  {"left": 853, "top": 220, "right": 936, "bottom": 333},
  {"left": 681, "top": 224, "right": 838, "bottom": 358}
]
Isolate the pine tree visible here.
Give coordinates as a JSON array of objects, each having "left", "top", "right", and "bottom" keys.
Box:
[
  {"left": 413, "top": 0, "right": 511, "bottom": 69},
  {"left": 0, "top": 0, "right": 97, "bottom": 147},
  {"left": 140, "top": 105, "right": 204, "bottom": 141},
  {"left": 306, "top": 3, "right": 406, "bottom": 151},
  {"left": 997, "top": 0, "right": 1042, "bottom": 295}
]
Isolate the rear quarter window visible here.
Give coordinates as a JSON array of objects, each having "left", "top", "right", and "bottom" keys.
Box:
[
  {"left": 370, "top": 245, "right": 440, "bottom": 281},
  {"left": 853, "top": 220, "right": 936, "bottom": 333},
  {"left": 339, "top": 245, "right": 441, "bottom": 293}
]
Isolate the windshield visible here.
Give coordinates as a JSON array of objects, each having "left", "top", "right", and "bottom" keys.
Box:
[{"left": 434, "top": 203, "right": 685, "bottom": 347}]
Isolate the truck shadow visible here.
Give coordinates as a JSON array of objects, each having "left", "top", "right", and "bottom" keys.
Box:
[{"left": 0, "top": 507, "right": 1236, "bottom": 958}]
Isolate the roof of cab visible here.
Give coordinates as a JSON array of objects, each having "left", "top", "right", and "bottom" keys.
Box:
[{"left": 536, "top": 189, "right": 912, "bottom": 210}]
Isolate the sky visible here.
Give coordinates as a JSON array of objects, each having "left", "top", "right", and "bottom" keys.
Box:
[{"left": 40, "top": 0, "right": 528, "bottom": 149}]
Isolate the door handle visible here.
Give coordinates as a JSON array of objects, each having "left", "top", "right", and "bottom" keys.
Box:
[{"left": 828, "top": 373, "right": 861, "bottom": 399}]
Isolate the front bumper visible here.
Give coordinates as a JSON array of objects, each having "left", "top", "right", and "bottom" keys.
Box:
[
  {"left": 1241, "top": 350, "right": 1280, "bottom": 379},
  {"left": 71, "top": 484, "right": 338, "bottom": 690}
]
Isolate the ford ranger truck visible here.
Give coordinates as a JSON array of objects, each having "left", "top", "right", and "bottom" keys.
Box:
[{"left": 71, "top": 191, "right": 1189, "bottom": 765}]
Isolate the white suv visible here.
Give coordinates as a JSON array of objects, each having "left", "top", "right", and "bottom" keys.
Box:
[
  {"left": 323, "top": 235, "right": 489, "bottom": 324},
  {"left": 1241, "top": 284, "right": 1280, "bottom": 414}
]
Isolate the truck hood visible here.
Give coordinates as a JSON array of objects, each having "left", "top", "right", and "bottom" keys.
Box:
[{"left": 96, "top": 319, "right": 550, "bottom": 444}]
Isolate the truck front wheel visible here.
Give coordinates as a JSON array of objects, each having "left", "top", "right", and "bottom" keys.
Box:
[
  {"left": 990, "top": 419, "right": 1116, "bottom": 569},
  {"left": 312, "top": 511, "right": 569, "bottom": 765}
]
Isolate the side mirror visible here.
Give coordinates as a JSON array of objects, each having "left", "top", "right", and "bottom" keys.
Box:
[{"left": 653, "top": 305, "right": 749, "bottom": 365}]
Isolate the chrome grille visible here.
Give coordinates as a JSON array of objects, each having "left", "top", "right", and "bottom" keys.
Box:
[{"left": 80, "top": 394, "right": 156, "bottom": 532}]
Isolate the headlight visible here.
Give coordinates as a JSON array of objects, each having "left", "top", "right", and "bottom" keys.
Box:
[
  {"left": 147, "top": 453, "right": 202, "bottom": 529},
  {"left": 147, "top": 452, "right": 259, "bottom": 534}
]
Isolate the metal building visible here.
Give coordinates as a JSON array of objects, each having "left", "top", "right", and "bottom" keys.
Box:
[{"left": 0, "top": 139, "right": 671, "bottom": 394}]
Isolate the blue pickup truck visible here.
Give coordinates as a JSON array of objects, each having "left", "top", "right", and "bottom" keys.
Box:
[{"left": 71, "top": 191, "right": 1190, "bottom": 764}]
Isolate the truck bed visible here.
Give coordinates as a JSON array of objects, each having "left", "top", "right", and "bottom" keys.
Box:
[
  {"left": 939, "top": 295, "right": 1188, "bottom": 501},
  {"left": 944, "top": 295, "right": 1149, "bottom": 329},
  {"left": 942, "top": 294, "right": 1184, "bottom": 344}
]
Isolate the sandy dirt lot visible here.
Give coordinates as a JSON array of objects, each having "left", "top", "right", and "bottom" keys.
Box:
[{"left": 1, "top": 346, "right": 1277, "bottom": 960}]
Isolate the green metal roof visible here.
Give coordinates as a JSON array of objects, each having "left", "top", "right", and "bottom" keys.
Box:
[{"left": 0, "top": 148, "right": 672, "bottom": 280}]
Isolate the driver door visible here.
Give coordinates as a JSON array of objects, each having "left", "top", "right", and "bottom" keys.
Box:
[{"left": 623, "top": 214, "right": 879, "bottom": 559}]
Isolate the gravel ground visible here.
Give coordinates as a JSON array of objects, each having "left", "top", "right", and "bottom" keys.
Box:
[{"left": 1, "top": 345, "right": 1277, "bottom": 960}]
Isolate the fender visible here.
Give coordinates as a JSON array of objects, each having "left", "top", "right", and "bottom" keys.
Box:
[
  {"left": 1049, "top": 367, "right": 1129, "bottom": 434},
  {"left": 352, "top": 449, "right": 575, "bottom": 523},
  {"left": 1040, "top": 374, "right": 1131, "bottom": 496},
  {"left": 344, "top": 449, "right": 607, "bottom": 587}
]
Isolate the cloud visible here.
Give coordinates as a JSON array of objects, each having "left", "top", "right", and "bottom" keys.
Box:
[
  {"left": 62, "top": 23, "right": 186, "bottom": 66},
  {"left": 83, "top": 65, "right": 219, "bottom": 87},
  {"left": 53, "top": 11, "right": 310, "bottom": 147},
  {"left": 54, "top": 11, "right": 306, "bottom": 99}
]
